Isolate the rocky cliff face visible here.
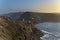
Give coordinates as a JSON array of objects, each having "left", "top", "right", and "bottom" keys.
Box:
[{"left": 0, "top": 16, "right": 44, "bottom": 40}]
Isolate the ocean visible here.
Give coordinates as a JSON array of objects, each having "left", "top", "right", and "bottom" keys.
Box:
[{"left": 36, "top": 22, "right": 60, "bottom": 40}]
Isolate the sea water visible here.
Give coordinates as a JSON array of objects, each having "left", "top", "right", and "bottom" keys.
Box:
[{"left": 36, "top": 22, "right": 60, "bottom": 40}]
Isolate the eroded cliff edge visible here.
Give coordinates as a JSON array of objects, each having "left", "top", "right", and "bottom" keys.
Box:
[{"left": 0, "top": 16, "right": 44, "bottom": 40}]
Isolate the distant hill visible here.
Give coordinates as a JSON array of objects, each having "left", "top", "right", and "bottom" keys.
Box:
[
  {"left": 1, "top": 12, "right": 60, "bottom": 24},
  {"left": 0, "top": 12, "right": 24, "bottom": 20},
  {"left": 17, "top": 12, "right": 60, "bottom": 24}
]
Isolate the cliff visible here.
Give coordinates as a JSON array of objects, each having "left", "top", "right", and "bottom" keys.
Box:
[{"left": 0, "top": 16, "right": 44, "bottom": 40}]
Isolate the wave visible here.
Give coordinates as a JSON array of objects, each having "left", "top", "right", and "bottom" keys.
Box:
[{"left": 40, "top": 30, "right": 60, "bottom": 40}]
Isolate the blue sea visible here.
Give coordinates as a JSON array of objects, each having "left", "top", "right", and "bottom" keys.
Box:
[{"left": 36, "top": 22, "right": 60, "bottom": 40}]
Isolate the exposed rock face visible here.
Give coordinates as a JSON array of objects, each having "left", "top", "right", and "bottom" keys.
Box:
[{"left": 0, "top": 16, "right": 44, "bottom": 40}]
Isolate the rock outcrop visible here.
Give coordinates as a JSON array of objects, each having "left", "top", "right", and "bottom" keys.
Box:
[{"left": 0, "top": 16, "right": 44, "bottom": 40}]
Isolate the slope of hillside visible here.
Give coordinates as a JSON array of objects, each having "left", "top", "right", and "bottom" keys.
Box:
[
  {"left": 0, "top": 12, "right": 24, "bottom": 20},
  {"left": 18, "top": 12, "right": 41, "bottom": 24},
  {"left": 0, "top": 16, "right": 44, "bottom": 40},
  {"left": 1, "top": 12, "right": 60, "bottom": 24},
  {"left": 18, "top": 12, "right": 60, "bottom": 24}
]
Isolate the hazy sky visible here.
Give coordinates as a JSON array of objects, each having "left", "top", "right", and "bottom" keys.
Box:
[{"left": 0, "top": 0, "right": 60, "bottom": 14}]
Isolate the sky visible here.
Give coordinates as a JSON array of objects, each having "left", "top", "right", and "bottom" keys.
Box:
[{"left": 0, "top": 0, "right": 60, "bottom": 14}]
